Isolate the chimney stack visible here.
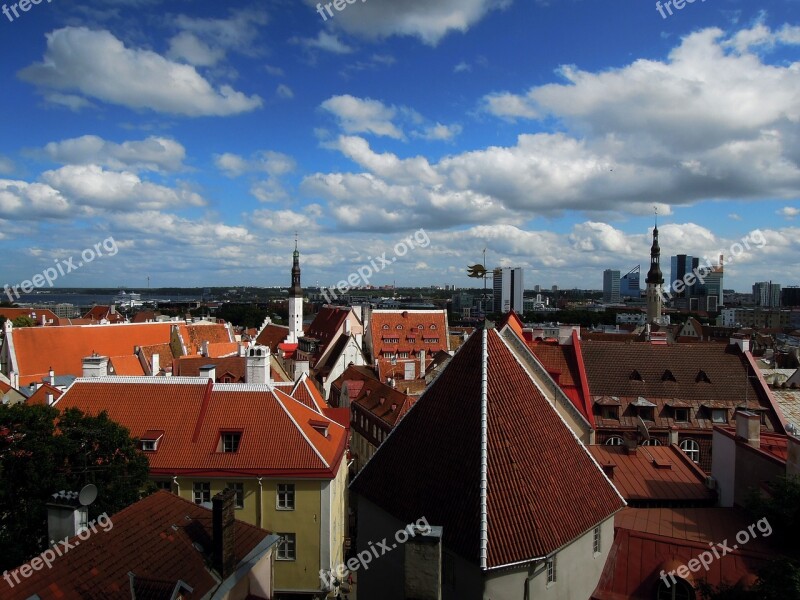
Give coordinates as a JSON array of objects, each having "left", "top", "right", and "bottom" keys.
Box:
[
  {"left": 152, "top": 353, "right": 160, "bottom": 376},
  {"left": 602, "top": 463, "right": 616, "bottom": 479},
  {"left": 200, "top": 364, "right": 217, "bottom": 382},
  {"left": 212, "top": 488, "right": 236, "bottom": 579},
  {"left": 47, "top": 490, "right": 88, "bottom": 543},
  {"left": 419, "top": 349, "right": 426, "bottom": 378},
  {"left": 82, "top": 354, "right": 109, "bottom": 378},
  {"left": 404, "top": 524, "right": 442, "bottom": 600},
  {"left": 736, "top": 410, "right": 761, "bottom": 448},
  {"left": 49, "top": 367, "right": 55, "bottom": 385}
]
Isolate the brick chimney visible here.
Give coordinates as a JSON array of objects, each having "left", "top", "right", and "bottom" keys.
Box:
[{"left": 212, "top": 488, "right": 236, "bottom": 579}]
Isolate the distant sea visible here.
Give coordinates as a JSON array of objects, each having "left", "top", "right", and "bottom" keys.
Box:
[{"left": 11, "top": 293, "right": 201, "bottom": 306}]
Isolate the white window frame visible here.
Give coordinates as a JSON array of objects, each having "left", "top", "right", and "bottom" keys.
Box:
[
  {"left": 221, "top": 432, "right": 242, "bottom": 453},
  {"left": 546, "top": 555, "right": 557, "bottom": 584},
  {"left": 277, "top": 533, "right": 296, "bottom": 561},
  {"left": 277, "top": 483, "right": 295, "bottom": 510},
  {"left": 680, "top": 439, "right": 700, "bottom": 463},
  {"left": 605, "top": 436, "right": 624, "bottom": 446},
  {"left": 193, "top": 481, "right": 210, "bottom": 504},
  {"left": 227, "top": 482, "right": 244, "bottom": 509},
  {"left": 593, "top": 526, "right": 601, "bottom": 555}
]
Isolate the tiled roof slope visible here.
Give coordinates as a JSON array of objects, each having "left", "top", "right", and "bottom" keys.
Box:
[
  {"left": 580, "top": 341, "right": 767, "bottom": 402},
  {"left": 587, "top": 445, "right": 714, "bottom": 504},
  {"left": 25, "top": 383, "right": 63, "bottom": 406},
  {"left": 305, "top": 307, "right": 350, "bottom": 355},
  {"left": 0, "top": 307, "right": 62, "bottom": 325},
  {"left": 255, "top": 323, "right": 290, "bottom": 351},
  {"left": 352, "top": 327, "right": 625, "bottom": 570},
  {"left": 109, "top": 355, "right": 146, "bottom": 376},
  {"left": 369, "top": 309, "right": 449, "bottom": 359},
  {"left": 9, "top": 323, "right": 175, "bottom": 386},
  {"left": 5, "top": 491, "right": 274, "bottom": 600},
  {"left": 56, "top": 379, "right": 347, "bottom": 477}
]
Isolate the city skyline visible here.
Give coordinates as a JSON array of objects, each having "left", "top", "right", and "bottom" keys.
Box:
[{"left": 0, "top": 1, "right": 798, "bottom": 293}]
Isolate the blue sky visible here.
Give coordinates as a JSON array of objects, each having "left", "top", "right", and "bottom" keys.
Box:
[{"left": 0, "top": 0, "right": 798, "bottom": 293}]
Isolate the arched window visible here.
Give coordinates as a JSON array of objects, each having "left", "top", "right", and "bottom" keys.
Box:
[
  {"left": 430, "top": 324, "right": 437, "bottom": 330},
  {"left": 418, "top": 324, "right": 424, "bottom": 330},
  {"left": 642, "top": 439, "right": 661, "bottom": 446},
  {"left": 605, "top": 436, "right": 624, "bottom": 446},
  {"left": 657, "top": 577, "right": 695, "bottom": 600},
  {"left": 680, "top": 439, "right": 700, "bottom": 463},
  {"left": 396, "top": 324, "right": 403, "bottom": 330},
  {"left": 382, "top": 324, "right": 389, "bottom": 330}
]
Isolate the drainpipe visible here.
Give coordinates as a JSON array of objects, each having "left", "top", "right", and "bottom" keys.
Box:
[
  {"left": 173, "top": 476, "right": 179, "bottom": 496},
  {"left": 257, "top": 477, "right": 263, "bottom": 528}
]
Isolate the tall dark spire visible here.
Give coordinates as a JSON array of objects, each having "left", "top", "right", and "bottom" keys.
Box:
[
  {"left": 290, "top": 235, "right": 302, "bottom": 298},
  {"left": 646, "top": 210, "right": 663, "bottom": 285}
]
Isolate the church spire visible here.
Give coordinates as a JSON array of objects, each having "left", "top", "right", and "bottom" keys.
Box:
[
  {"left": 646, "top": 207, "right": 664, "bottom": 324},
  {"left": 290, "top": 233, "right": 302, "bottom": 298}
]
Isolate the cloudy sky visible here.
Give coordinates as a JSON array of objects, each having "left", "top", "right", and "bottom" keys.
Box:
[{"left": 0, "top": 0, "right": 798, "bottom": 292}]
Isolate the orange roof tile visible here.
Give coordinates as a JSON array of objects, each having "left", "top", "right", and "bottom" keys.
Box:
[
  {"left": 255, "top": 323, "right": 290, "bottom": 351},
  {"left": 291, "top": 375, "right": 328, "bottom": 413},
  {"left": 56, "top": 378, "right": 347, "bottom": 478},
  {"left": 206, "top": 341, "right": 239, "bottom": 358},
  {"left": 369, "top": 309, "right": 449, "bottom": 360},
  {"left": 109, "top": 355, "right": 146, "bottom": 376},
  {"left": 0, "top": 307, "right": 63, "bottom": 326},
  {"left": 8, "top": 323, "right": 176, "bottom": 386}
]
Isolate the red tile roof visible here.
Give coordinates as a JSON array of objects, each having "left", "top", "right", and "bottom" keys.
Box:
[
  {"left": 587, "top": 445, "right": 715, "bottom": 504},
  {"left": 83, "top": 305, "right": 125, "bottom": 323},
  {"left": 0, "top": 307, "right": 62, "bottom": 326},
  {"left": 291, "top": 375, "right": 328, "bottom": 413},
  {"left": 4, "top": 490, "right": 276, "bottom": 600},
  {"left": 25, "top": 383, "right": 63, "bottom": 406},
  {"left": 178, "top": 322, "right": 234, "bottom": 355},
  {"left": 352, "top": 326, "right": 624, "bottom": 570},
  {"left": 174, "top": 356, "right": 247, "bottom": 382},
  {"left": 109, "top": 355, "right": 146, "bottom": 376},
  {"left": 255, "top": 323, "right": 290, "bottom": 351},
  {"left": 56, "top": 379, "right": 347, "bottom": 478},
  {"left": 714, "top": 426, "right": 789, "bottom": 463},
  {"left": 8, "top": 323, "right": 176, "bottom": 386},
  {"left": 205, "top": 341, "right": 239, "bottom": 357},
  {"left": 369, "top": 309, "right": 449, "bottom": 360},
  {"left": 593, "top": 507, "right": 774, "bottom": 599},
  {"left": 303, "top": 307, "right": 351, "bottom": 359}
]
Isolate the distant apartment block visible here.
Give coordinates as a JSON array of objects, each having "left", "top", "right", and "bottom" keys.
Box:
[
  {"left": 619, "top": 265, "right": 641, "bottom": 298},
  {"left": 753, "top": 281, "right": 781, "bottom": 308}
]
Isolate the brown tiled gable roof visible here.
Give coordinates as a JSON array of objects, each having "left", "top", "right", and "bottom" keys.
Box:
[
  {"left": 352, "top": 327, "right": 625, "bottom": 569},
  {"left": 4, "top": 490, "right": 275, "bottom": 600},
  {"left": 580, "top": 341, "right": 769, "bottom": 403},
  {"left": 255, "top": 323, "right": 290, "bottom": 351}
]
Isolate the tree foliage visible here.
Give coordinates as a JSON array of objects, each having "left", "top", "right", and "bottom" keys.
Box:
[
  {"left": 0, "top": 403, "right": 151, "bottom": 570},
  {"left": 11, "top": 315, "right": 34, "bottom": 328}
]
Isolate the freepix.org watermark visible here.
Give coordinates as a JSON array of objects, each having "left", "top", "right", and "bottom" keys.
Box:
[
  {"left": 320, "top": 516, "right": 431, "bottom": 591},
  {"left": 656, "top": 0, "right": 707, "bottom": 19},
  {"left": 658, "top": 228, "right": 765, "bottom": 305},
  {"left": 3, "top": 513, "right": 114, "bottom": 588},
  {"left": 2, "top": 0, "right": 52, "bottom": 23},
  {"left": 321, "top": 229, "right": 430, "bottom": 303},
  {"left": 659, "top": 517, "right": 771, "bottom": 588},
  {"left": 315, "top": 0, "right": 365, "bottom": 22},
  {"left": 3, "top": 236, "right": 119, "bottom": 303}
]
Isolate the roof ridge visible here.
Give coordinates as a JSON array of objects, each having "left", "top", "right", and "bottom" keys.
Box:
[
  {"left": 272, "top": 389, "right": 331, "bottom": 469},
  {"left": 191, "top": 379, "right": 215, "bottom": 444},
  {"left": 479, "top": 328, "right": 489, "bottom": 570}
]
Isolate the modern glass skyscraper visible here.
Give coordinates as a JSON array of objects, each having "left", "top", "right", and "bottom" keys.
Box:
[{"left": 603, "top": 269, "right": 621, "bottom": 303}]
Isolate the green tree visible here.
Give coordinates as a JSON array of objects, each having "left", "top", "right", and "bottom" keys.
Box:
[
  {"left": 0, "top": 404, "right": 150, "bottom": 571},
  {"left": 747, "top": 475, "right": 800, "bottom": 553},
  {"left": 11, "top": 315, "right": 35, "bottom": 327}
]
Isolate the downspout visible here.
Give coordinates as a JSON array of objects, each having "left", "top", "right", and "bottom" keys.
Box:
[
  {"left": 172, "top": 475, "right": 179, "bottom": 497},
  {"left": 257, "top": 477, "right": 263, "bottom": 528}
]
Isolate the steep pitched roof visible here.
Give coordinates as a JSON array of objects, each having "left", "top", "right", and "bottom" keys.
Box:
[
  {"left": 304, "top": 307, "right": 351, "bottom": 359},
  {"left": 255, "top": 323, "right": 290, "bottom": 351},
  {"left": 369, "top": 309, "right": 449, "bottom": 359},
  {"left": 291, "top": 374, "right": 328, "bottom": 412},
  {"left": 83, "top": 305, "right": 125, "bottom": 323},
  {"left": 56, "top": 378, "right": 347, "bottom": 478},
  {"left": 352, "top": 327, "right": 624, "bottom": 570},
  {"left": 25, "top": 383, "right": 63, "bottom": 406},
  {"left": 5, "top": 490, "right": 277, "bottom": 600}
]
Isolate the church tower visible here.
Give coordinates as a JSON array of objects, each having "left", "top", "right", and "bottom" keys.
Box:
[
  {"left": 286, "top": 237, "right": 304, "bottom": 344},
  {"left": 645, "top": 216, "right": 664, "bottom": 324}
]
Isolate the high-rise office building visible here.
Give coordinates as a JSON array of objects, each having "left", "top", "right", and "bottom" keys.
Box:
[
  {"left": 753, "top": 281, "right": 781, "bottom": 308},
  {"left": 670, "top": 255, "right": 699, "bottom": 300},
  {"left": 493, "top": 267, "right": 524, "bottom": 313},
  {"left": 782, "top": 286, "right": 800, "bottom": 307},
  {"left": 603, "top": 269, "right": 621, "bottom": 303},
  {"left": 620, "top": 266, "right": 641, "bottom": 298}
]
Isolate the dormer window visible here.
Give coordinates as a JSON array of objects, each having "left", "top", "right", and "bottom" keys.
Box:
[
  {"left": 396, "top": 324, "right": 403, "bottom": 330},
  {"left": 219, "top": 431, "right": 242, "bottom": 453},
  {"left": 418, "top": 324, "right": 424, "bottom": 330},
  {"left": 309, "top": 419, "right": 329, "bottom": 437},
  {"left": 430, "top": 324, "right": 437, "bottom": 330},
  {"left": 662, "top": 370, "right": 676, "bottom": 382},
  {"left": 382, "top": 324, "right": 389, "bottom": 330},
  {"left": 696, "top": 370, "right": 711, "bottom": 383},
  {"left": 140, "top": 430, "right": 164, "bottom": 452},
  {"left": 674, "top": 407, "right": 690, "bottom": 422},
  {"left": 630, "top": 370, "right": 643, "bottom": 381}
]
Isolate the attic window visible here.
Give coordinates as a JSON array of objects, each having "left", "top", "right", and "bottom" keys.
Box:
[
  {"left": 630, "top": 370, "right": 643, "bottom": 381},
  {"left": 382, "top": 324, "right": 390, "bottom": 330},
  {"left": 396, "top": 324, "right": 403, "bottom": 330},
  {"left": 140, "top": 430, "right": 164, "bottom": 452},
  {"left": 662, "top": 370, "right": 676, "bottom": 382},
  {"left": 696, "top": 370, "right": 711, "bottom": 383},
  {"left": 219, "top": 431, "right": 242, "bottom": 453},
  {"left": 309, "top": 419, "right": 329, "bottom": 437},
  {"left": 430, "top": 324, "right": 437, "bottom": 330},
  {"left": 418, "top": 325, "right": 424, "bottom": 330}
]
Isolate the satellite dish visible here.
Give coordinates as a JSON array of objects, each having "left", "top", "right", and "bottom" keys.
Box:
[
  {"left": 78, "top": 484, "right": 98, "bottom": 506},
  {"left": 637, "top": 416, "right": 650, "bottom": 441}
]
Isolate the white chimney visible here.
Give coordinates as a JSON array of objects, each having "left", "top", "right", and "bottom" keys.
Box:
[
  {"left": 46, "top": 393, "right": 54, "bottom": 406},
  {"left": 201, "top": 340, "right": 210, "bottom": 357},
  {"left": 419, "top": 349, "right": 426, "bottom": 378},
  {"left": 345, "top": 318, "right": 352, "bottom": 336},
  {"left": 47, "top": 490, "right": 88, "bottom": 543},
  {"left": 49, "top": 368, "right": 55, "bottom": 385},
  {"left": 199, "top": 364, "right": 217, "bottom": 381},
  {"left": 82, "top": 354, "right": 109, "bottom": 378},
  {"left": 41, "top": 314, "right": 46, "bottom": 326},
  {"left": 246, "top": 346, "right": 271, "bottom": 385},
  {"left": 152, "top": 353, "right": 160, "bottom": 376},
  {"left": 730, "top": 336, "right": 750, "bottom": 354}
]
